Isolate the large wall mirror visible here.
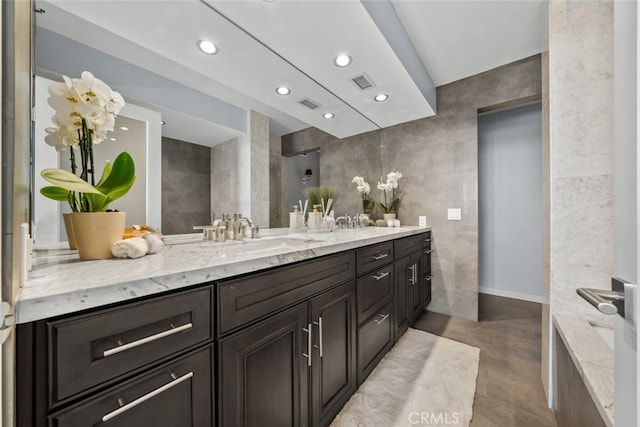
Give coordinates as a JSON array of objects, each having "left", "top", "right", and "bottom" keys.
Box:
[{"left": 32, "top": 0, "right": 250, "bottom": 243}]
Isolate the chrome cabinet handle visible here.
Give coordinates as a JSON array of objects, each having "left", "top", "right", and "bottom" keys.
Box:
[
  {"left": 303, "top": 323, "right": 312, "bottom": 366},
  {"left": 371, "top": 271, "right": 390, "bottom": 281},
  {"left": 103, "top": 322, "right": 193, "bottom": 357},
  {"left": 313, "top": 317, "right": 323, "bottom": 358},
  {"left": 371, "top": 253, "right": 389, "bottom": 261},
  {"left": 374, "top": 313, "right": 390, "bottom": 325},
  {"left": 425, "top": 250, "right": 432, "bottom": 255},
  {"left": 409, "top": 264, "right": 416, "bottom": 284},
  {"left": 102, "top": 372, "right": 193, "bottom": 422},
  {"left": 426, "top": 275, "right": 432, "bottom": 281}
]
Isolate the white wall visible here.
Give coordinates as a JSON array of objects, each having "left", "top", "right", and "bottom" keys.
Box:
[{"left": 478, "top": 103, "right": 543, "bottom": 301}]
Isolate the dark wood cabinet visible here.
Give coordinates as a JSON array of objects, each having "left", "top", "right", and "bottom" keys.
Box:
[
  {"left": 310, "top": 282, "right": 356, "bottom": 427},
  {"left": 393, "top": 250, "right": 422, "bottom": 341},
  {"left": 49, "top": 345, "right": 213, "bottom": 427},
  {"left": 18, "top": 231, "right": 433, "bottom": 427},
  {"left": 17, "top": 286, "right": 215, "bottom": 427},
  {"left": 356, "top": 302, "right": 393, "bottom": 385},
  {"left": 219, "top": 302, "right": 310, "bottom": 427},
  {"left": 218, "top": 258, "right": 357, "bottom": 426},
  {"left": 422, "top": 232, "right": 432, "bottom": 309},
  {"left": 394, "top": 234, "right": 428, "bottom": 341}
]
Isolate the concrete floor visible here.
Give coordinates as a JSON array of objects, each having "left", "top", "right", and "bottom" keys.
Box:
[{"left": 414, "top": 293, "right": 557, "bottom": 427}]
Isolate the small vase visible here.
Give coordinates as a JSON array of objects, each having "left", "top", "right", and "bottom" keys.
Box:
[
  {"left": 62, "top": 213, "right": 77, "bottom": 250},
  {"left": 70, "top": 212, "right": 126, "bottom": 260},
  {"left": 383, "top": 213, "right": 397, "bottom": 221}
]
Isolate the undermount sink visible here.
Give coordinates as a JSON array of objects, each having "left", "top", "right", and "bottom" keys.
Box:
[
  {"left": 590, "top": 323, "right": 615, "bottom": 351},
  {"left": 164, "top": 233, "right": 320, "bottom": 255}
]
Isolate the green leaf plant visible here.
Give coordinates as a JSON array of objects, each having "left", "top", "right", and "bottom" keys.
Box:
[{"left": 41, "top": 151, "right": 135, "bottom": 212}]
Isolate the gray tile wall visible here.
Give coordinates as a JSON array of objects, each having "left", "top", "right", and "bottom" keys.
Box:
[
  {"left": 282, "top": 55, "right": 541, "bottom": 321},
  {"left": 161, "top": 137, "right": 211, "bottom": 234}
]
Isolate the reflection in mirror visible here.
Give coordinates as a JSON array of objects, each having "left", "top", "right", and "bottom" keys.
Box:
[
  {"left": 33, "top": 74, "right": 161, "bottom": 244},
  {"left": 31, "top": 2, "right": 255, "bottom": 242}
]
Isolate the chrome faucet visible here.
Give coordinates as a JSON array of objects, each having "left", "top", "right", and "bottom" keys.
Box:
[{"left": 237, "top": 214, "right": 260, "bottom": 238}]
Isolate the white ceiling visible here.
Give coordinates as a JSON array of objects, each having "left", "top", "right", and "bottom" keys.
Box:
[{"left": 35, "top": 0, "right": 547, "bottom": 144}]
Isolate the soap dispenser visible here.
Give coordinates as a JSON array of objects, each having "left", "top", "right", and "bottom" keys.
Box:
[
  {"left": 308, "top": 205, "right": 322, "bottom": 230},
  {"left": 290, "top": 205, "right": 303, "bottom": 230}
]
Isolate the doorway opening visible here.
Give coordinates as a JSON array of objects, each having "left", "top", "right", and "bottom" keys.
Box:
[{"left": 478, "top": 102, "right": 543, "bottom": 314}]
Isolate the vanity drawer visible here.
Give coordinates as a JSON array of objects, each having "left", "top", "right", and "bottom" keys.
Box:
[
  {"left": 356, "top": 241, "right": 393, "bottom": 275},
  {"left": 422, "top": 231, "right": 431, "bottom": 249},
  {"left": 49, "top": 345, "right": 213, "bottom": 427},
  {"left": 48, "top": 286, "right": 213, "bottom": 405},
  {"left": 394, "top": 234, "right": 424, "bottom": 259},
  {"left": 218, "top": 251, "right": 356, "bottom": 336},
  {"left": 357, "top": 264, "right": 393, "bottom": 323},
  {"left": 357, "top": 303, "right": 393, "bottom": 385}
]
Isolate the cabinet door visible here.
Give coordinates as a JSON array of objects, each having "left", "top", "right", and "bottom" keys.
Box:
[
  {"left": 310, "top": 282, "right": 356, "bottom": 426},
  {"left": 219, "top": 303, "right": 310, "bottom": 427},
  {"left": 409, "top": 252, "right": 424, "bottom": 324},
  {"left": 422, "top": 246, "right": 432, "bottom": 309},
  {"left": 357, "top": 302, "right": 393, "bottom": 385},
  {"left": 394, "top": 255, "right": 411, "bottom": 342},
  {"left": 49, "top": 345, "right": 213, "bottom": 427}
]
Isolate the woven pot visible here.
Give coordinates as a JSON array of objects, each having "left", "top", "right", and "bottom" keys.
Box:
[{"left": 70, "top": 212, "right": 126, "bottom": 260}]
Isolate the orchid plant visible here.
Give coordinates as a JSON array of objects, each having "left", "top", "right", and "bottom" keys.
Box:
[
  {"left": 352, "top": 176, "right": 375, "bottom": 214},
  {"left": 40, "top": 71, "right": 135, "bottom": 212},
  {"left": 377, "top": 171, "right": 402, "bottom": 214}
]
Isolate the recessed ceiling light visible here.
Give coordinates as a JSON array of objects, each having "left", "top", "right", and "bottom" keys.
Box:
[
  {"left": 334, "top": 54, "right": 351, "bottom": 67},
  {"left": 109, "top": 137, "right": 117, "bottom": 141},
  {"left": 119, "top": 126, "right": 129, "bottom": 131},
  {"left": 374, "top": 93, "right": 389, "bottom": 102},
  {"left": 276, "top": 86, "right": 291, "bottom": 96},
  {"left": 323, "top": 112, "right": 334, "bottom": 119},
  {"left": 197, "top": 39, "right": 218, "bottom": 55}
]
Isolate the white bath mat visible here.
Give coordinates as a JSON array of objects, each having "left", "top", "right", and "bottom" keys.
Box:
[{"left": 332, "top": 328, "right": 480, "bottom": 427}]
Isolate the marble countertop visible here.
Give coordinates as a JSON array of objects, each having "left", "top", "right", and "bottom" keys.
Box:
[
  {"left": 17, "top": 226, "right": 430, "bottom": 324},
  {"left": 553, "top": 314, "right": 614, "bottom": 427}
]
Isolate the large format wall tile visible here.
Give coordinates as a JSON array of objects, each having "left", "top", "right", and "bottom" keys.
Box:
[
  {"left": 162, "top": 137, "right": 211, "bottom": 234},
  {"left": 281, "top": 55, "right": 542, "bottom": 322}
]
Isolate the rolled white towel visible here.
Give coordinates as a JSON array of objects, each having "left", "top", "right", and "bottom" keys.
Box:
[
  {"left": 112, "top": 237, "right": 148, "bottom": 259},
  {"left": 143, "top": 232, "right": 164, "bottom": 254}
]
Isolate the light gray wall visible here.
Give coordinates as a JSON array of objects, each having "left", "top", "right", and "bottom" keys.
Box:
[
  {"left": 287, "top": 152, "right": 320, "bottom": 217},
  {"left": 478, "top": 103, "right": 543, "bottom": 298},
  {"left": 283, "top": 55, "right": 542, "bottom": 321}
]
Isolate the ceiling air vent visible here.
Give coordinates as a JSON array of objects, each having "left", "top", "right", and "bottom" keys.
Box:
[
  {"left": 350, "top": 72, "right": 376, "bottom": 91},
  {"left": 298, "top": 97, "right": 322, "bottom": 110}
]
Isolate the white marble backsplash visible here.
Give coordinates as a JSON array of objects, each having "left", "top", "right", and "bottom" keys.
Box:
[{"left": 18, "top": 227, "right": 429, "bottom": 324}]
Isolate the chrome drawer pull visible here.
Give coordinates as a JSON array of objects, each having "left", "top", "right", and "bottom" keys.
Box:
[
  {"left": 313, "top": 317, "right": 323, "bottom": 358},
  {"left": 371, "top": 271, "right": 390, "bottom": 281},
  {"left": 374, "top": 313, "right": 390, "bottom": 325},
  {"left": 426, "top": 275, "right": 432, "bottom": 281},
  {"left": 101, "top": 372, "right": 193, "bottom": 422},
  {"left": 371, "top": 253, "right": 389, "bottom": 261},
  {"left": 409, "top": 264, "right": 416, "bottom": 284},
  {"left": 425, "top": 250, "right": 432, "bottom": 255},
  {"left": 303, "top": 323, "right": 312, "bottom": 366},
  {"left": 103, "top": 322, "right": 193, "bottom": 357}
]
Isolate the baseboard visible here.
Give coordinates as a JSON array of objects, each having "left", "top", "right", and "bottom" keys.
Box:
[{"left": 479, "top": 286, "right": 546, "bottom": 303}]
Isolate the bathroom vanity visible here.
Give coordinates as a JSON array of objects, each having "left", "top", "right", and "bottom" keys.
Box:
[{"left": 15, "top": 227, "right": 431, "bottom": 426}]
